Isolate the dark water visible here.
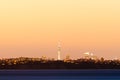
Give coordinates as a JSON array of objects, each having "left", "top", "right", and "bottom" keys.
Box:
[{"left": 0, "top": 70, "right": 120, "bottom": 80}]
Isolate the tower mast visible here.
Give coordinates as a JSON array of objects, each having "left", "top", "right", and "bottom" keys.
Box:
[{"left": 57, "top": 41, "right": 61, "bottom": 60}]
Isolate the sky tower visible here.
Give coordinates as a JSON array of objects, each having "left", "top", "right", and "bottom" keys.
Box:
[{"left": 57, "top": 41, "right": 61, "bottom": 60}]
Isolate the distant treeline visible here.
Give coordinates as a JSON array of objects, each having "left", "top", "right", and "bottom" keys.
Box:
[{"left": 0, "top": 57, "right": 120, "bottom": 69}]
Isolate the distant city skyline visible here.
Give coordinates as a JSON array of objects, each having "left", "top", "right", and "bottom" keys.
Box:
[{"left": 0, "top": 0, "right": 120, "bottom": 59}]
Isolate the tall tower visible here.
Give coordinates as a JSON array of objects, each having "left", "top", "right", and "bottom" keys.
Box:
[{"left": 57, "top": 41, "right": 61, "bottom": 60}]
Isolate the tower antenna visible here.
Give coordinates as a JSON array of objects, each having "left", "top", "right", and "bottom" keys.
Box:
[{"left": 57, "top": 41, "right": 61, "bottom": 60}]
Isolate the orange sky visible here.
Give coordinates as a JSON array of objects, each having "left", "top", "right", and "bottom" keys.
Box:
[{"left": 0, "top": 0, "right": 120, "bottom": 59}]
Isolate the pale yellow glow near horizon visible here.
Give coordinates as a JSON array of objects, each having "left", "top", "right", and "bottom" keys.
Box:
[{"left": 0, "top": 0, "right": 120, "bottom": 59}]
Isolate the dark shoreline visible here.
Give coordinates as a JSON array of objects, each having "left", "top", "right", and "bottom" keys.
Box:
[{"left": 0, "top": 57, "right": 120, "bottom": 69}]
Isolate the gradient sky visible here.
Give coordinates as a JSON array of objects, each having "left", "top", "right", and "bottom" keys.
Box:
[{"left": 0, "top": 0, "right": 120, "bottom": 59}]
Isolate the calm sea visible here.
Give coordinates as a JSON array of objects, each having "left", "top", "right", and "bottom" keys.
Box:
[{"left": 0, "top": 70, "right": 120, "bottom": 80}]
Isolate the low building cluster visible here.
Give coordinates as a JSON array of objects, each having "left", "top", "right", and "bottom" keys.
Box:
[{"left": 0, "top": 57, "right": 120, "bottom": 69}]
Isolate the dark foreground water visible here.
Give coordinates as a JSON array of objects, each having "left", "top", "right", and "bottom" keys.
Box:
[{"left": 0, "top": 70, "right": 120, "bottom": 80}]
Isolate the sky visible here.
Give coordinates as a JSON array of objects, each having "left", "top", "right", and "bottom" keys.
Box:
[{"left": 0, "top": 0, "right": 120, "bottom": 59}]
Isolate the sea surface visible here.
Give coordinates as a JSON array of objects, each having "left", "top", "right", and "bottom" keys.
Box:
[{"left": 0, "top": 70, "right": 120, "bottom": 80}]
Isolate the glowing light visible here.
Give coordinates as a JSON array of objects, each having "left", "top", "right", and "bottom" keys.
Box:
[
  {"left": 84, "top": 52, "right": 90, "bottom": 55},
  {"left": 90, "top": 53, "right": 93, "bottom": 56}
]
